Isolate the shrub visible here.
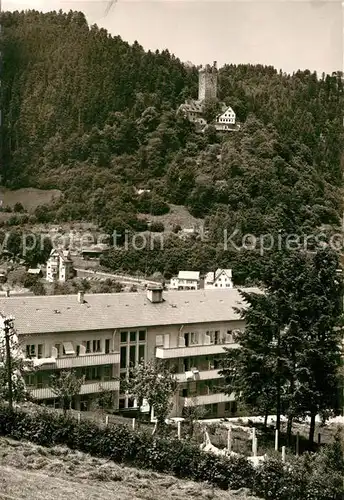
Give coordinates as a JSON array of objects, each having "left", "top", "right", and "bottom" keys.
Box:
[
  {"left": 0, "top": 405, "right": 343, "bottom": 500},
  {"left": 149, "top": 221, "right": 164, "bottom": 232}
]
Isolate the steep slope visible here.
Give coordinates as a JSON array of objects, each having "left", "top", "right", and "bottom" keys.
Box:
[{"left": 1, "top": 10, "right": 343, "bottom": 281}]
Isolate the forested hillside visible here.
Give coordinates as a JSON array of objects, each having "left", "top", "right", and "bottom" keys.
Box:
[{"left": 1, "top": 10, "right": 344, "bottom": 282}]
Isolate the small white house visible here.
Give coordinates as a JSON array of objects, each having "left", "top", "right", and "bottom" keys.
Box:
[
  {"left": 46, "top": 249, "right": 74, "bottom": 283},
  {"left": 204, "top": 269, "right": 233, "bottom": 289},
  {"left": 214, "top": 106, "right": 239, "bottom": 132},
  {"left": 170, "top": 271, "right": 200, "bottom": 291}
]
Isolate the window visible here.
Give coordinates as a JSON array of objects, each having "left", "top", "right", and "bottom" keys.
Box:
[
  {"left": 120, "top": 346, "right": 127, "bottom": 369},
  {"left": 130, "top": 331, "right": 136, "bottom": 343},
  {"left": 26, "top": 345, "right": 36, "bottom": 358},
  {"left": 138, "top": 344, "right": 145, "bottom": 362},
  {"left": 63, "top": 342, "right": 75, "bottom": 355},
  {"left": 225, "top": 402, "right": 230, "bottom": 413},
  {"left": 25, "top": 373, "right": 35, "bottom": 387},
  {"left": 103, "top": 365, "right": 112, "bottom": 381},
  {"left": 76, "top": 345, "right": 80, "bottom": 356},
  {"left": 129, "top": 345, "right": 136, "bottom": 366},
  {"left": 37, "top": 344, "right": 43, "bottom": 359},
  {"left": 190, "top": 332, "right": 198, "bottom": 345},
  {"left": 213, "top": 359, "right": 220, "bottom": 369},
  {"left": 85, "top": 366, "right": 101, "bottom": 381},
  {"left": 93, "top": 340, "right": 101, "bottom": 353},
  {"left": 211, "top": 403, "right": 218, "bottom": 415},
  {"left": 36, "top": 372, "right": 44, "bottom": 388},
  {"left": 139, "top": 330, "right": 146, "bottom": 341},
  {"left": 54, "top": 344, "right": 61, "bottom": 358},
  {"left": 120, "top": 332, "right": 127, "bottom": 343},
  {"left": 86, "top": 341, "right": 91, "bottom": 353},
  {"left": 105, "top": 339, "right": 110, "bottom": 354},
  {"left": 156, "top": 335, "right": 164, "bottom": 346}
]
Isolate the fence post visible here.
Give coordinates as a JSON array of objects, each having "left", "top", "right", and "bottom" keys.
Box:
[
  {"left": 227, "top": 427, "right": 232, "bottom": 453},
  {"left": 105, "top": 415, "right": 109, "bottom": 426},
  {"left": 281, "top": 446, "right": 286, "bottom": 462},
  {"left": 177, "top": 421, "right": 181, "bottom": 439},
  {"left": 253, "top": 437, "right": 258, "bottom": 457},
  {"left": 132, "top": 418, "right": 135, "bottom": 430},
  {"left": 296, "top": 432, "right": 299, "bottom": 456},
  {"left": 275, "top": 429, "right": 279, "bottom": 451},
  {"left": 252, "top": 428, "right": 256, "bottom": 456},
  {"left": 77, "top": 412, "right": 81, "bottom": 423}
]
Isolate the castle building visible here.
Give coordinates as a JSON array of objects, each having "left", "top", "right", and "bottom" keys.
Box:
[
  {"left": 177, "top": 62, "right": 239, "bottom": 133},
  {"left": 198, "top": 62, "right": 218, "bottom": 101}
]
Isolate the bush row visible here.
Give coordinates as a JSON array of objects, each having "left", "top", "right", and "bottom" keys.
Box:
[{"left": 0, "top": 406, "right": 343, "bottom": 500}]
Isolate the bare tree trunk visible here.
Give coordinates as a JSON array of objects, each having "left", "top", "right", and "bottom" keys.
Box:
[
  {"left": 309, "top": 412, "right": 316, "bottom": 448},
  {"left": 276, "top": 380, "right": 281, "bottom": 432},
  {"left": 264, "top": 410, "right": 268, "bottom": 429},
  {"left": 287, "top": 414, "right": 293, "bottom": 446}
]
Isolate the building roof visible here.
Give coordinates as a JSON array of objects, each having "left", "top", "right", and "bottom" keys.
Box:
[
  {"left": 178, "top": 271, "right": 200, "bottom": 280},
  {"left": 215, "top": 268, "right": 232, "bottom": 280},
  {"left": 216, "top": 106, "right": 235, "bottom": 120},
  {"left": 0, "top": 287, "right": 261, "bottom": 335},
  {"left": 49, "top": 248, "right": 72, "bottom": 262},
  {"left": 204, "top": 272, "right": 214, "bottom": 282},
  {"left": 27, "top": 269, "right": 41, "bottom": 275}
]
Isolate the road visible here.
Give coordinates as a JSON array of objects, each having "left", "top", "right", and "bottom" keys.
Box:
[{"left": 74, "top": 268, "right": 161, "bottom": 288}]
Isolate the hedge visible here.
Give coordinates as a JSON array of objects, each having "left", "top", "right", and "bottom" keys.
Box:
[{"left": 0, "top": 406, "right": 343, "bottom": 500}]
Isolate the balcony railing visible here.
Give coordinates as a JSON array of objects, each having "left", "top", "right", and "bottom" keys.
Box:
[
  {"left": 181, "top": 392, "right": 235, "bottom": 407},
  {"left": 156, "top": 336, "right": 238, "bottom": 359},
  {"left": 27, "top": 352, "right": 120, "bottom": 370},
  {"left": 29, "top": 380, "right": 120, "bottom": 400},
  {"left": 175, "top": 369, "right": 222, "bottom": 383},
  {"left": 56, "top": 352, "right": 120, "bottom": 369}
]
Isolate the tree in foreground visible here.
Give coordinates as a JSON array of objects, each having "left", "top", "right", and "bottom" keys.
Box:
[
  {"left": 221, "top": 248, "right": 343, "bottom": 445},
  {"left": 123, "top": 360, "right": 177, "bottom": 434},
  {"left": 0, "top": 316, "right": 31, "bottom": 406},
  {"left": 49, "top": 370, "right": 85, "bottom": 415}
]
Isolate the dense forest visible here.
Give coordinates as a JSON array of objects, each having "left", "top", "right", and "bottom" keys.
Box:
[{"left": 1, "top": 10, "right": 344, "bottom": 281}]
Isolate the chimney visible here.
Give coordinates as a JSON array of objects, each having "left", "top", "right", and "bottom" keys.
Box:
[
  {"left": 146, "top": 284, "right": 163, "bottom": 303},
  {"left": 77, "top": 291, "right": 85, "bottom": 303},
  {"left": 213, "top": 60, "right": 217, "bottom": 69}
]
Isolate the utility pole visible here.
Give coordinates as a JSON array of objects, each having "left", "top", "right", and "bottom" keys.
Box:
[
  {"left": 4, "top": 320, "right": 13, "bottom": 410},
  {"left": 1, "top": 314, "right": 15, "bottom": 411}
]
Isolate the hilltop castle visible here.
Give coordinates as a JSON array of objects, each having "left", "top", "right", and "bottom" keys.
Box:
[{"left": 178, "top": 61, "right": 239, "bottom": 133}]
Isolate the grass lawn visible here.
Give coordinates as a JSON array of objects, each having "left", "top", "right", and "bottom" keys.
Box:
[
  {"left": 0, "top": 437, "right": 259, "bottom": 500},
  {"left": 0, "top": 187, "right": 62, "bottom": 213}
]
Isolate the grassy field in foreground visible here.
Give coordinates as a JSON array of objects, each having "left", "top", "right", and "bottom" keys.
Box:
[{"left": 0, "top": 437, "right": 260, "bottom": 500}]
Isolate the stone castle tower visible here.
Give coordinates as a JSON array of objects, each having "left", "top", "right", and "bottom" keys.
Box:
[{"left": 198, "top": 61, "right": 218, "bottom": 101}]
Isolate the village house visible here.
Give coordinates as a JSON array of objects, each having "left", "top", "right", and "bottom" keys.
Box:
[
  {"left": 169, "top": 271, "right": 200, "bottom": 291},
  {"left": 0, "top": 286, "right": 259, "bottom": 417},
  {"left": 46, "top": 248, "right": 74, "bottom": 282},
  {"left": 204, "top": 269, "right": 234, "bottom": 289}
]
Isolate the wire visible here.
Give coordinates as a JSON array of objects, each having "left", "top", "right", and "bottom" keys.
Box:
[{"left": 104, "top": 0, "right": 118, "bottom": 17}]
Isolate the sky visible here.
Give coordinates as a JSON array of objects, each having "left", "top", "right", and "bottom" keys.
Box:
[{"left": 3, "top": 0, "right": 343, "bottom": 75}]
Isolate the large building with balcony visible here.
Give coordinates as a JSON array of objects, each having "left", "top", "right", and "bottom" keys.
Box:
[{"left": 0, "top": 286, "right": 259, "bottom": 417}]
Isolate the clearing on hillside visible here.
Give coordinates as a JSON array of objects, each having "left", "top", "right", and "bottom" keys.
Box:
[
  {"left": 137, "top": 204, "right": 203, "bottom": 232},
  {"left": 0, "top": 187, "right": 62, "bottom": 213}
]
